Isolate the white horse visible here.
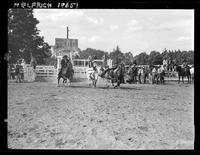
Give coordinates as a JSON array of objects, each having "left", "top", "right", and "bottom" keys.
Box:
[
  {"left": 97, "top": 67, "right": 113, "bottom": 87},
  {"left": 190, "top": 66, "right": 194, "bottom": 82},
  {"left": 86, "top": 66, "right": 99, "bottom": 87}
]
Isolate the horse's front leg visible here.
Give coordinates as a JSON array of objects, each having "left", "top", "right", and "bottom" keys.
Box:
[
  {"left": 93, "top": 80, "right": 97, "bottom": 88},
  {"left": 178, "top": 75, "right": 180, "bottom": 84},
  {"left": 114, "top": 79, "right": 120, "bottom": 88},
  {"left": 162, "top": 76, "right": 165, "bottom": 84},
  {"left": 111, "top": 79, "right": 114, "bottom": 86},
  {"left": 57, "top": 77, "right": 60, "bottom": 87},
  {"left": 189, "top": 75, "right": 191, "bottom": 84},
  {"left": 88, "top": 78, "right": 92, "bottom": 87},
  {"left": 68, "top": 79, "right": 71, "bottom": 87}
]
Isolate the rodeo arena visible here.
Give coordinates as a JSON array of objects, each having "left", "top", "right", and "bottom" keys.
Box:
[{"left": 7, "top": 29, "right": 194, "bottom": 150}]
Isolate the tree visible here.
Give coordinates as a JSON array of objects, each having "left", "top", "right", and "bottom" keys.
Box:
[
  {"left": 161, "top": 48, "right": 170, "bottom": 60},
  {"left": 8, "top": 9, "right": 51, "bottom": 64},
  {"left": 79, "top": 48, "right": 105, "bottom": 59},
  {"left": 133, "top": 52, "right": 149, "bottom": 65},
  {"left": 43, "top": 55, "right": 57, "bottom": 67},
  {"left": 109, "top": 45, "right": 124, "bottom": 64},
  {"left": 124, "top": 52, "right": 134, "bottom": 65},
  {"left": 148, "top": 51, "right": 162, "bottom": 65}
]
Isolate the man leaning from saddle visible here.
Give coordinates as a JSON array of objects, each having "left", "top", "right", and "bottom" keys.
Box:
[{"left": 100, "top": 59, "right": 125, "bottom": 83}]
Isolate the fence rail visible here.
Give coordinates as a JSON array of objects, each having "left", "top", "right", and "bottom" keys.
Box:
[{"left": 35, "top": 65, "right": 57, "bottom": 77}]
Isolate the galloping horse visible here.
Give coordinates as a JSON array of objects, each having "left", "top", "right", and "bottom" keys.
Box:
[
  {"left": 174, "top": 64, "right": 191, "bottom": 84},
  {"left": 100, "top": 64, "right": 125, "bottom": 88},
  {"left": 57, "top": 62, "right": 74, "bottom": 86}
]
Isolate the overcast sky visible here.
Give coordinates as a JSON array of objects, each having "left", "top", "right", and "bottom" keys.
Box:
[{"left": 33, "top": 9, "right": 194, "bottom": 55}]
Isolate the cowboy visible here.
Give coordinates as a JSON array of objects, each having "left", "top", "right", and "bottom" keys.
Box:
[
  {"left": 61, "top": 55, "right": 68, "bottom": 70},
  {"left": 58, "top": 55, "right": 68, "bottom": 76},
  {"left": 143, "top": 66, "right": 148, "bottom": 84},
  {"left": 151, "top": 66, "right": 157, "bottom": 84},
  {"left": 88, "top": 56, "right": 94, "bottom": 68},
  {"left": 129, "top": 63, "right": 137, "bottom": 83},
  {"left": 99, "top": 61, "right": 118, "bottom": 78},
  {"left": 120, "top": 62, "right": 125, "bottom": 84},
  {"left": 88, "top": 55, "right": 98, "bottom": 71},
  {"left": 138, "top": 66, "right": 144, "bottom": 84},
  {"left": 15, "top": 61, "right": 22, "bottom": 83}
]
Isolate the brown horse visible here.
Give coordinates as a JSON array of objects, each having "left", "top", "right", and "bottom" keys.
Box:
[
  {"left": 174, "top": 65, "right": 191, "bottom": 84},
  {"left": 57, "top": 62, "right": 74, "bottom": 86}
]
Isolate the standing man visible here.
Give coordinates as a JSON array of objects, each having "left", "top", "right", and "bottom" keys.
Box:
[
  {"left": 15, "top": 61, "right": 22, "bottom": 83},
  {"left": 151, "top": 66, "right": 157, "bottom": 84},
  {"left": 120, "top": 62, "right": 125, "bottom": 84}
]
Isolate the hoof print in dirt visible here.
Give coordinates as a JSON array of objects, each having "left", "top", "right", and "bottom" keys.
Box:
[
  {"left": 98, "top": 120, "right": 103, "bottom": 123},
  {"left": 138, "top": 126, "right": 148, "bottom": 132},
  {"left": 128, "top": 137, "right": 133, "bottom": 141},
  {"left": 16, "top": 102, "right": 24, "bottom": 105}
]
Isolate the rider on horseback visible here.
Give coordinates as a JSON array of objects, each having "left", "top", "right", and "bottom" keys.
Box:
[
  {"left": 57, "top": 55, "right": 74, "bottom": 86},
  {"left": 59, "top": 55, "right": 74, "bottom": 77},
  {"left": 61, "top": 55, "right": 68, "bottom": 69},
  {"left": 88, "top": 55, "right": 98, "bottom": 72}
]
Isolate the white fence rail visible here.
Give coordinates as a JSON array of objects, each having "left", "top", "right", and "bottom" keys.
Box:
[
  {"left": 73, "top": 59, "right": 104, "bottom": 67},
  {"left": 35, "top": 65, "right": 57, "bottom": 77},
  {"left": 73, "top": 66, "right": 87, "bottom": 79}
]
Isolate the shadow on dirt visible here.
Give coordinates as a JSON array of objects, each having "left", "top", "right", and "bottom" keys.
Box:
[{"left": 68, "top": 85, "right": 142, "bottom": 90}]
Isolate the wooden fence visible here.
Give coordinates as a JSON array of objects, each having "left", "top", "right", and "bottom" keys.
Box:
[
  {"left": 35, "top": 65, "right": 57, "bottom": 77},
  {"left": 23, "top": 64, "right": 36, "bottom": 82}
]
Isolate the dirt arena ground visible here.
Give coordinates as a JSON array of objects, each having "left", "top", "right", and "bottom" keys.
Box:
[{"left": 7, "top": 80, "right": 194, "bottom": 150}]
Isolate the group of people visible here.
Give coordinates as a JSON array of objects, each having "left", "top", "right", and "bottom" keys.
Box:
[
  {"left": 8, "top": 59, "right": 25, "bottom": 83},
  {"left": 126, "top": 64, "right": 165, "bottom": 84}
]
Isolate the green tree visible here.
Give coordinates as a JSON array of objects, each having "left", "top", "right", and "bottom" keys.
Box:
[
  {"left": 161, "top": 48, "right": 170, "bottom": 60},
  {"left": 79, "top": 48, "right": 105, "bottom": 59},
  {"left": 148, "top": 51, "right": 162, "bottom": 65},
  {"left": 110, "top": 45, "right": 124, "bottom": 64},
  {"left": 8, "top": 9, "right": 51, "bottom": 64},
  {"left": 134, "top": 52, "right": 149, "bottom": 65},
  {"left": 124, "top": 52, "right": 134, "bottom": 65}
]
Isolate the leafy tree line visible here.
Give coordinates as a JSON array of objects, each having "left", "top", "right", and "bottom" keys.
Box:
[
  {"left": 133, "top": 49, "right": 194, "bottom": 65},
  {"left": 8, "top": 9, "right": 51, "bottom": 65},
  {"left": 77, "top": 46, "right": 194, "bottom": 66}
]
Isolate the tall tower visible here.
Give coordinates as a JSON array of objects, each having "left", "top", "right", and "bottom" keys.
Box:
[
  {"left": 54, "top": 28, "right": 79, "bottom": 71},
  {"left": 67, "top": 26, "right": 69, "bottom": 39}
]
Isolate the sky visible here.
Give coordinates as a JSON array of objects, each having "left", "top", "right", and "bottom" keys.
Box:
[{"left": 33, "top": 9, "right": 194, "bottom": 55}]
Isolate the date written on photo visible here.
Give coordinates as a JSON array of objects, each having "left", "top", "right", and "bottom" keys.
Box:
[{"left": 13, "top": 2, "right": 78, "bottom": 9}]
